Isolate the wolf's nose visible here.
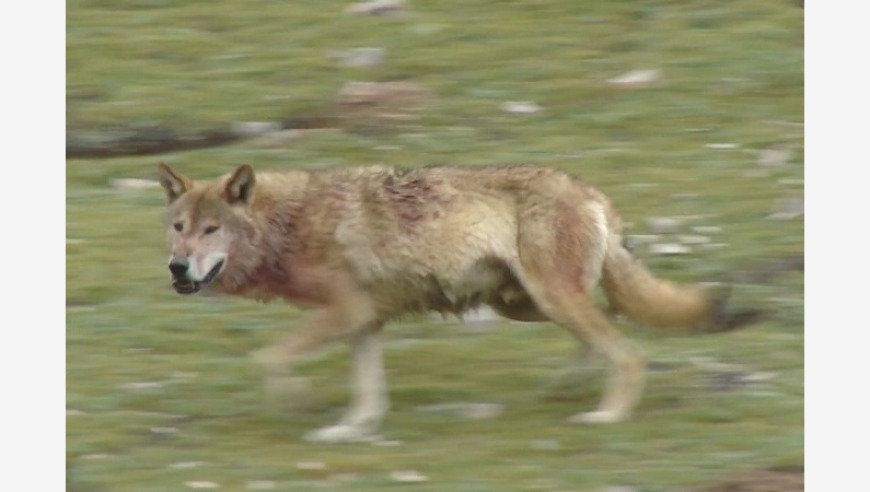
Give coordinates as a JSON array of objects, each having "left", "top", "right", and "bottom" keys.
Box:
[{"left": 168, "top": 259, "right": 190, "bottom": 278}]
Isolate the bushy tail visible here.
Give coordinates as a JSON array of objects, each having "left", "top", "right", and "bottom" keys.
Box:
[{"left": 600, "top": 239, "right": 760, "bottom": 333}]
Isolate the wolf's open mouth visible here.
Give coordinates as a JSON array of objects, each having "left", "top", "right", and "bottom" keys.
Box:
[{"left": 172, "top": 260, "right": 225, "bottom": 295}]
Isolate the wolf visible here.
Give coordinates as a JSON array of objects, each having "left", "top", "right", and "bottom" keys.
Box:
[{"left": 157, "top": 162, "right": 759, "bottom": 443}]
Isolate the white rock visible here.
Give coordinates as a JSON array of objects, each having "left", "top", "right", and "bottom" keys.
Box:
[
  {"left": 390, "top": 470, "right": 429, "bottom": 483},
  {"left": 756, "top": 144, "right": 792, "bottom": 167},
  {"left": 645, "top": 217, "right": 683, "bottom": 234},
  {"left": 150, "top": 426, "right": 180, "bottom": 435},
  {"left": 184, "top": 481, "right": 219, "bottom": 489},
  {"left": 607, "top": 69, "right": 662, "bottom": 87},
  {"left": 649, "top": 243, "right": 692, "bottom": 255},
  {"left": 345, "top": 0, "right": 408, "bottom": 15},
  {"left": 500, "top": 101, "right": 542, "bottom": 114},
  {"left": 705, "top": 143, "right": 740, "bottom": 150},
  {"left": 768, "top": 197, "right": 804, "bottom": 220},
  {"left": 230, "top": 121, "right": 282, "bottom": 137}
]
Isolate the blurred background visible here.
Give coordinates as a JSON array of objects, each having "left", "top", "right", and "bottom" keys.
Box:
[{"left": 67, "top": 1, "right": 803, "bottom": 491}]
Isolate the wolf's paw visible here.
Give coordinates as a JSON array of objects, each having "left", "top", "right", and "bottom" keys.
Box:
[
  {"left": 567, "top": 409, "right": 628, "bottom": 425},
  {"left": 303, "top": 424, "right": 381, "bottom": 444}
]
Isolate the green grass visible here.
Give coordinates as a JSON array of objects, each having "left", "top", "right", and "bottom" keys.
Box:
[{"left": 67, "top": 1, "right": 803, "bottom": 490}]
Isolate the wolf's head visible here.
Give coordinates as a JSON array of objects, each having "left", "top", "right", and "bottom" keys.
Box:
[{"left": 157, "top": 163, "right": 256, "bottom": 294}]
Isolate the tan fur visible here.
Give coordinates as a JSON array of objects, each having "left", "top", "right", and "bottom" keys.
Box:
[{"left": 157, "top": 163, "right": 753, "bottom": 442}]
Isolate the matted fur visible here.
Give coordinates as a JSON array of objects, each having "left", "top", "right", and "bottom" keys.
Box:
[{"left": 158, "top": 163, "right": 755, "bottom": 443}]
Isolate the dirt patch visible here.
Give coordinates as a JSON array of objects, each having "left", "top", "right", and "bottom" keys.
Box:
[
  {"left": 66, "top": 115, "right": 335, "bottom": 159},
  {"left": 693, "top": 468, "right": 804, "bottom": 492}
]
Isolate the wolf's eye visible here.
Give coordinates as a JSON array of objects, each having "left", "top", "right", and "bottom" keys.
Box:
[
  {"left": 173, "top": 222, "right": 183, "bottom": 232},
  {"left": 204, "top": 225, "right": 219, "bottom": 235}
]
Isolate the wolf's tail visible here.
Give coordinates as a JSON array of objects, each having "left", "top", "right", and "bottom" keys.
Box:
[{"left": 600, "top": 236, "right": 759, "bottom": 333}]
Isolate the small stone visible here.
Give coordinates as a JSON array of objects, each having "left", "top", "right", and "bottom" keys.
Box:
[
  {"left": 768, "top": 197, "right": 803, "bottom": 220},
  {"left": 345, "top": 0, "right": 408, "bottom": 16},
  {"left": 607, "top": 69, "right": 662, "bottom": 87},
  {"left": 645, "top": 217, "right": 683, "bottom": 234},
  {"left": 185, "top": 481, "right": 219, "bottom": 489},
  {"left": 66, "top": 238, "right": 86, "bottom": 245},
  {"left": 742, "top": 371, "right": 780, "bottom": 383},
  {"left": 500, "top": 101, "right": 542, "bottom": 114},
  {"left": 756, "top": 144, "right": 793, "bottom": 167},
  {"left": 460, "top": 402, "right": 504, "bottom": 420},
  {"left": 649, "top": 243, "right": 692, "bottom": 255},
  {"left": 230, "top": 121, "right": 282, "bottom": 137},
  {"left": 390, "top": 470, "right": 429, "bottom": 483},
  {"left": 705, "top": 143, "right": 740, "bottom": 150},
  {"left": 342, "top": 47, "right": 385, "bottom": 67},
  {"left": 66, "top": 409, "right": 87, "bottom": 416}
]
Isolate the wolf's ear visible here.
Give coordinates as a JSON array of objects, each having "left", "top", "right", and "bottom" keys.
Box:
[
  {"left": 223, "top": 164, "right": 256, "bottom": 205},
  {"left": 157, "top": 163, "right": 192, "bottom": 203}
]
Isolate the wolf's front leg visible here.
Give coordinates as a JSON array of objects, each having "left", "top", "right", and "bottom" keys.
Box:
[
  {"left": 250, "top": 295, "right": 374, "bottom": 401},
  {"left": 303, "top": 331, "right": 388, "bottom": 443}
]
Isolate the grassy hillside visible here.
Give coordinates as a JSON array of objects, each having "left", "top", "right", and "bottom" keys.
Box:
[{"left": 67, "top": 1, "right": 803, "bottom": 490}]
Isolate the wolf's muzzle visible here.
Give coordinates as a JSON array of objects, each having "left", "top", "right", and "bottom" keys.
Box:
[
  {"left": 168, "top": 258, "right": 198, "bottom": 294},
  {"left": 168, "top": 258, "right": 224, "bottom": 295}
]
